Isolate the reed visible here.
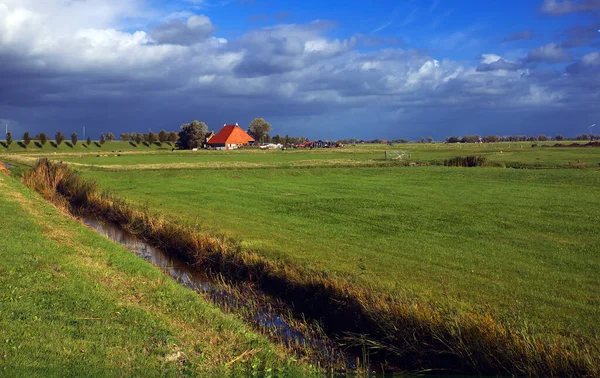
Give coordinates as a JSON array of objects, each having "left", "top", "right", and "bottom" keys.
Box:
[
  {"left": 23, "top": 158, "right": 600, "bottom": 376},
  {"left": 443, "top": 155, "right": 488, "bottom": 167}
]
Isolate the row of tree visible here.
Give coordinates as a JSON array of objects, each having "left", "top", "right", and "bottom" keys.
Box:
[
  {"left": 119, "top": 130, "right": 180, "bottom": 144},
  {"left": 4, "top": 129, "right": 600, "bottom": 149},
  {"left": 2, "top": 131, "right": 113, "bottom": 148},
  {"left": 445, "top": 134, "right": 600, "bottom": 143}
]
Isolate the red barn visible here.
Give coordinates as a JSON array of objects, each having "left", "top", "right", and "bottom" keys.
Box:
[{"left": 207, "top": 124, "right": 255, "bottom": 150}]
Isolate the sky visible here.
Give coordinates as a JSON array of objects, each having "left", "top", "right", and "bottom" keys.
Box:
[{"left": 0, "top": 0, "right": 599, "bottom": 140}]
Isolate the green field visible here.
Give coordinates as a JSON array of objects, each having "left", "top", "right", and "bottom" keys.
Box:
[
  {"left": 0, "top": 172, "right": 307, "bottom": 376},
  {"left": 4, "top": 140, "right": 600, "bottom": 170},
  {"left": 78, "top": 162, "right": 600, "bottom": 340},
  {"left": 3, "top": 142, "right": 600, "bottom": 373}
]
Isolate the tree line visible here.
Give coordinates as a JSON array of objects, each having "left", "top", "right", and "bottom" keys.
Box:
[{"left": 444, "top": 134, "right": 600, "bottom": 143}]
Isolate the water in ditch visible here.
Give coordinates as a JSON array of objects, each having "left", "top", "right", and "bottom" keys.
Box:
[{"left": 82, "top": 217, "right": 352, "bottom": 371}]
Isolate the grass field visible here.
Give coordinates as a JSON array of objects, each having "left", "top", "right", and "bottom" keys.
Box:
[
  {"left": 3, "top": 142, "right": 600, "bottom": 374},
  {"left": 4, "top": 140, "right": 600, "bottom": 169},
  {"left": 78, "top": 164, "right": 600, "bottom": 341},
  {"left": 0, "top": 171, "right": 308, "bottom": 376}
]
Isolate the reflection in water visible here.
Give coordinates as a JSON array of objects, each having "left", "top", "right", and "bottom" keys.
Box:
[
  {"left": 84, "top": 217, "right": 213, "bottom": 291},
  {"left": 82, "top": 217, "right": 349, "bottom": 370}
]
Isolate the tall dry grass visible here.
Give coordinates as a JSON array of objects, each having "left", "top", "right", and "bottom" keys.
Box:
[{"left": 22, "top": 158, "right": 600, "bottom": 376}]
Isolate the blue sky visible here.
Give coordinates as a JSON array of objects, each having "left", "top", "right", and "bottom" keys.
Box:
[{"left": 1, "top": 0, "right": 599, "bottom": 139}]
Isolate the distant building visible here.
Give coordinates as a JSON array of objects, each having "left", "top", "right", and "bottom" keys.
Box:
[{"left": 207, "top": 124, "right": 255, "bottom": 150}]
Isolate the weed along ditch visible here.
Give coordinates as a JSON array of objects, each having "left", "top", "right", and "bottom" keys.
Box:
[
  {"left": 82, "top": 216, "right": 350, "bottom": 371},
  {"left": 18, "top": 159, "right": 600, "bottom": 376}
]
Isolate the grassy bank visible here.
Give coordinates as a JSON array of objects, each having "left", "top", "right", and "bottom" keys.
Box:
[
  {"left": 0, "top": 170, "right": 308, "bottom": 377},
  {"left": 21, "top": 159, "right": 600, "bottom": 376}
]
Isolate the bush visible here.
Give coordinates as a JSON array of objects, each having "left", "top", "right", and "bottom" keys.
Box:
[
  {"left": 444, "top": 155, "right": 488, "bottom": 167},
  {"left": 569, "top": 160, "right": 587, "bottom": 169}
]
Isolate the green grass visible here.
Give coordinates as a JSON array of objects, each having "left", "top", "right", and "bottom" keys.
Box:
[
  {"left": 33, "top": 141, "right": 600, "bottom": 169},
  {"left": 0, "top": 173, "right": 308, "bottom": 377},
  {"left": 78, "top": 165, "right": 600, "bottom": 343}
]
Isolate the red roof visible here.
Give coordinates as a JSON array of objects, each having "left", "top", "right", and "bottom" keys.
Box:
[{"left": 208, "top": 124, "right": 255, "bottom": 145}]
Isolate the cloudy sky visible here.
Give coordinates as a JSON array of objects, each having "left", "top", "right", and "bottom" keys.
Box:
[{"left": 1, "top": 0, "right": 599, "bottom": 140}]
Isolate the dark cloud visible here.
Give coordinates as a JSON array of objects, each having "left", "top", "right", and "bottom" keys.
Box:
[
  {"left": 539, "top": 0, "right": 600, "bottom": 15},
  {"left": 525, "top": 43, "right": 573, "bottom": 63},
  {"left": 503, "top": 29, "right": 535, "bottom": 42},
  {"left": 1, "top": 2, "right": 600, "bottom": 139},
  {"left": 560, "top": 22, "right": 600, "bottom": 48},
  {"left": 230, "top": 21, "right": 353, "bottom": 77},
  {"left": 150, "top": 15, "right": 215, "bottom": 45},
  {"left": 566, "top": 52, "right": 600, "bottom": 74}
]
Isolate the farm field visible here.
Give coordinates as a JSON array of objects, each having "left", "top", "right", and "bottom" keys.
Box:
[
  {"left": 0, "top": 171, "right": 308, "bottom": 376},
  {"left": 69, "top": 148, "right": 600, "bottom": 343},
  {"left": 4, "top": 140, "right": 600, "bottom": 169}
]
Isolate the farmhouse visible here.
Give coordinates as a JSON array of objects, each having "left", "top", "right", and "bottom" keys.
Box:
[{"left": 207, "top": 124, "right": 255, "bottom": 150}]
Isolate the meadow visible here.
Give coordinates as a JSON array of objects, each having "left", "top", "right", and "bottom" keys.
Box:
[
  {"left": 79, "top": 163, "right": 600, "bottom": 340},
  {"left": 2, "top": 141, "right": 600, "bottom": 374},
  {"left": 0, "top": 169, "right": 309, "bottom": 376}
]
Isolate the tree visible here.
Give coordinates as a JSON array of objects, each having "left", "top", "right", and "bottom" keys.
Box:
[
  {"left": 134, "top": 133, "right": 143, "bottom": 145},
  {"left": 168, "top": 131, "right": 179, "bottom": 143},
  {"left": 148, "top": 131, "right": 157, "bottom": 143},
  {"left": 446, "top": 136, "right": 460, "bottom": 143},
  {"left": 538, "top": 134, "right": 548, "bottom": 141},
  {"left": 71, "top": 132, "right": 78, "bottom": 145},
  {"left": 555, "top": 134, "right": 564, "bottom": 141},
  {"left": 158, "top": 129, "right": 168, "bottom": 144},
  {"left": 23, "top": 132, "right": 31, "bottom": 146},
  {"left": 55, "top": 131, "right": 65, "bottom": 146},
  {"left": 100, "top": 133, "right": 106, "bottom": 144},
  {"left": 426, "top": 136, "right": 434, "bottom": 143},
  {"left": 177, "top": 120, "right": 207, "bottom": 149},
  {"left": 106, "top": 132, "right": 115, "bottom": 142},
  {"left": 87, "top": 136, "right": 92, "bottom": 145},
  {"left": 38, "top": 133, "right": 48, "bottom": 146},
  {"left": 482, "top": 135, "right": 499, "bottom": 143},
  {"left": 119, "top": 133, "right": 129, "bottom": 141},
  {"left": 248, "top": 118, "right": 272, "bottom": 144},
  {"left": 6, "top": 131, "right": 12, "bottom": 148}
]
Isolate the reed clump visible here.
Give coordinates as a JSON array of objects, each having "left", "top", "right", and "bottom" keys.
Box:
[
  {"left": 444, "top": 155, "right": 488, "bottom": 167},
  {"left": 23, "top": 159, "right": 600, "bottom": 376}
]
